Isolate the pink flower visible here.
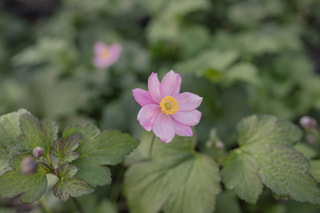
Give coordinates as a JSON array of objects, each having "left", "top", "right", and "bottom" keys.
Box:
[
  {"left": 132, "top": 70, "right": 203, "bottom": 143},
  {"left": 93, "top": 41, "right": 122, "bottom": 68}
]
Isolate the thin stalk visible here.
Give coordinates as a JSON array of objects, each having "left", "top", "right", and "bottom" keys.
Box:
[
  {"left": 148, "top": 134, "right": 156, "bottom": 160},
  {"left": 39, "top": 197, "right": 53, "bottom": 213},
  {"left": 310, "top": 129, "right": 320, "bottom": 141},
  {"left": 71, "top": 197, "right": 85, "bottom": 213},
  {"left": 37, "top": 162, "right": 55, "bottom": 174},
  {"left": 109, "top": 167, "right": 126, "bottom": 203},
  {"left": 309, "top": 129, "right": 320, "bottom": 157},
  {"left": 46, "top": 153, "right": 53, "bottom": 167}
]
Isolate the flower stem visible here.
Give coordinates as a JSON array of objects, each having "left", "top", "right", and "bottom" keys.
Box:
[
  {"left": 309, "top": 129, "right": 320, "bottom": 157},
  {"left": 148, "top": 134, "right": 156, "bottom": 160},
  {"left": 71, "top": 197, "right": 85, "bottom": 213},
  {"left": 39, "top": 197, "right": 53, "bottom": 213},
  {"left": 45, "top": 153, "right": 53, "bottom": 167},
  {"left": 37, "top": 162, "right": 55, "bottom": 174}
]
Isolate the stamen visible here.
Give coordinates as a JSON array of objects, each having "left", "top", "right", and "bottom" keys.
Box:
[
  {"left": 160, "top": 96, "right": 179, "bottom": 115},
  {"left": 100, "top": 48, "right": 110, "bottom": 58},
  {"left": 164, "top": 103, "right": 172, "bottom": 110}
]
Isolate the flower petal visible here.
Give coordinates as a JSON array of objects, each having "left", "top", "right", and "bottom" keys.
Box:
[
  {"left": 160, "top": 70, "right": 181, "bottom": 97},
  {"left": 175, "top": 92, "right": 203, "bottom": 112},
  {"left": 108, "top": 43, "right": 122, "bottom": 62},
  {"left": 172, "top": 119, "right": 193, "bottom": 137},
  {"left": 148, "top": 73, "right": 161, "bottom": 103},
  {"left": 94, "top": 42, "right": 107, "bottom": 54},
  {"left": 132, "top": 89, "right": 156, "bottom": 107},
  {"left": 93, "top": 57, "right": 110, "bottom": 68},
  {"left": 153, "top": 113, "right": 175, "bottom": 143},
  {"left": 137, "top": 104, "right": 161, "bottom": 131},
  {"left": 171, "top": 110, "right": 202, "bottom": 126}
]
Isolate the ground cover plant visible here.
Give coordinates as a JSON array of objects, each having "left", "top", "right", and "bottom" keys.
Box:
[{"left": 1, "top": 0, "right": 320, "bottom": 212}]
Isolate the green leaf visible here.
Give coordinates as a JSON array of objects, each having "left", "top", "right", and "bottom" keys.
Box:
[
  {"left": 309, "top": 160, "right": 320, "bottom": 182},
  {"left": 0, "top": 154, "right": 47, "bottom": 203},
  {"left": 63, "top": 125, "right": 139, "bottom": 187},
  {"left": 95, "top": 199, "right": 118, "bottom": 213},
  {"left": 222, "top": 115, "right": 320, "bottom": 204},
  {"left": 0, "top": 109, "right": 26, "bottom": 150},
  {"left": 25, "top": 70, "right": 90, "bottom": 119},
  {"left": 52, "top": 133, "right": 81, "bottom": 162},
  {"left": 226, "top": 63, "right": 259, "bottom": 85},
  {"left": 0, "top": 147, "right": 9, "bottom": 176},
  {"left": 237, "top": 115, "right": 301, "bottom": 146},
  {"left": 203, "top": 69, "right": 226, "bottom": 83},
  {"left": 147, "top": 0, "right": 209, "bottom": 42},
  {"left": 0, "top": 109, "right": 28, "bottom": 175},
  {"left": 215, "top": 191, "right": 241, "bottom": 213},
  {"left": 124, "top": 132, "right": 221, "bottom": 213},
  {"left": 71, "top": 158, "right": 111, "bottom": 188},
  {"left": 53, "top": 163, "right": 94, "bottom": 201},
  {"left": 18, "top": 113, "right": 58, "bottom": 157},
  {"left": 221, "top": 150, "right": 263, "bottom": 203},
  {"left": 175, "top": 49, "right": 239, "bottom": 77},
  {"left": 294, "top": 143, "right": 317, "bottom": 160},
  {"left": 13, "top": 37, "right": 77, "bottom": 67}
]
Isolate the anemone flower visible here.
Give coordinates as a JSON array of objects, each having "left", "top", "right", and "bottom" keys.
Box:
[
  {"left": 93, "top": 41, "right": 121, "bottom": 68},
  {"left": 132, "top": 70, "right": 203, "bottom": 143}
]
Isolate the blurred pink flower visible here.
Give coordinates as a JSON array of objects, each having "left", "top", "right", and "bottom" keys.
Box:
[
  {"left": 132, "top": 70, "right": 203, "bottom": 143},
  {"left": 93, "top": 41, "right": 121, "bottom": 68}
]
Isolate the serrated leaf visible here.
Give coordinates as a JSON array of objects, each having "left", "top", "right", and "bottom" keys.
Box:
[
  {"left": 56, "top": 163, "right": 78, "bottom": 178},
  {"left": 237, "top": 115, "right": 302, "bottom": 146},
  {"left": 256, "top": 145, "right": 319, "bottom": 203},
  {"left": 0, "top": 109, "right": 28, "bottom": 175},
  {"left": 63, "top": 125, "right": 138, "bottom": 187},
  {"left": 221, "top": 150, "right": 263, "bottom": 203},
  {"left": 53, "top": 163, "right": 94, "bottom": 201},
  {"left": 18, "top": 113, "right": 58, "bottom": 158},
  {"left": 62, "top": 125, "right": 100, "bottom": 154},
  {"left": 124, "top": 132, "right": 221, "bottom": 213},
  {"left": 0, "top": 109, "right": 27, "bottom": 151},
  {"left": 0, "top": 147, "right": 10, "bottom": 176},
  {"left": 71, "top": 158, "right": 111, "bottom": 188},
  {"left": 52, "top": 133, "right": 81, "bottom": 162},
  {"left": 222, "top": 115, "right": 320, "bottom": 204},
  {"left": 0, "top": 154, "right": 47, "bottom": 203}
]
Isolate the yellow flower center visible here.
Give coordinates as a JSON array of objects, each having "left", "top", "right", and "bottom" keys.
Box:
[
  {"left": 160, "top": 96, "right": 179, "bottom": 115},
  {"left": 99, "top": 48, "right": 110, "bottom": 58}
]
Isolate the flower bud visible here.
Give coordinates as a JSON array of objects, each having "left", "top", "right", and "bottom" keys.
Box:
[
  {"left": 21, "top": 156, "right": 38, "bottom": 175},
  {"left": 299, "top": 116, "right": 317, "bottom": 130},
  {"left": 32, "top": 147, "right": 44, "bottom": 158}
]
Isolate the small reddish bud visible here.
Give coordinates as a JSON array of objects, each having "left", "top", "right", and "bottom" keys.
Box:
[
  {"left": 32, "top": 147, "right": 44, "bottom": 158},
  {"left": 21, "top": 156, "right": 38, "bottom": 175},
  {"left": 299, "top": 116, "right": 317, "bottom": 130}
]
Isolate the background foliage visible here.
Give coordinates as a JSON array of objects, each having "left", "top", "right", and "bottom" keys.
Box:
[{"left": 1, "top": 0, "right": 320, "bottom": 212}]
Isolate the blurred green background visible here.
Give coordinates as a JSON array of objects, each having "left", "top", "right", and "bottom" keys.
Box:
[{"left": 1, "top": 0, "right": 320, "bottom": 212}]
